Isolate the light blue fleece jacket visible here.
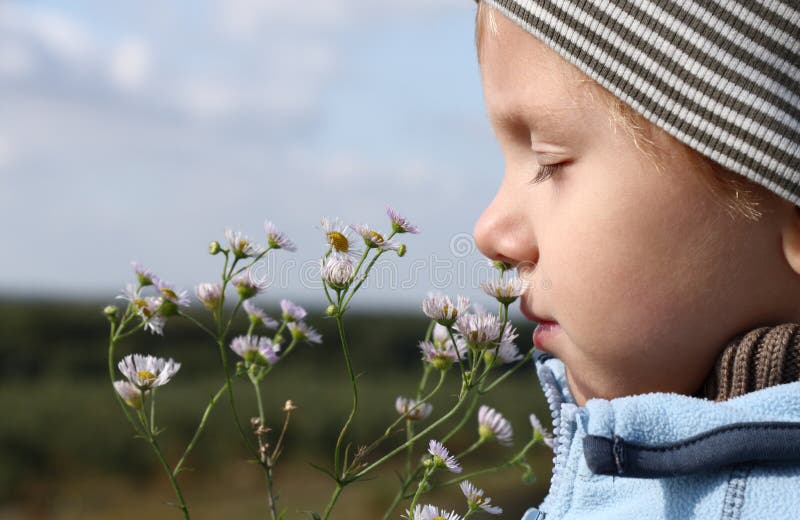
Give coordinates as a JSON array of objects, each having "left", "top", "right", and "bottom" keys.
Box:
[{"left": 522, "top": 352, "right": 800, "bottom": 520}]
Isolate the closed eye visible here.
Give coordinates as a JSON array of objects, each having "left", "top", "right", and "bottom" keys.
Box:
[{"left": 529, "top": 163, "right": 564, "bottom": 185}]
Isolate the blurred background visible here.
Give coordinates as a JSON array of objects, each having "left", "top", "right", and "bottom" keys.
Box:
[{"left": 0, "top": 1, "right": 553, "bottom": 518}]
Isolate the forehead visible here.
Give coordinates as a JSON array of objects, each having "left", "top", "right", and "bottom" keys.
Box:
[{"left": 478, "top": 7, "right": 588, "bottom": 126}]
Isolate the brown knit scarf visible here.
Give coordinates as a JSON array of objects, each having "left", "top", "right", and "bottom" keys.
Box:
[{"left": 700, "top": 323, "right": 800, "bottom": 401}]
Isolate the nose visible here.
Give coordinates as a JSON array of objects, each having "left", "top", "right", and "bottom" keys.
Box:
[{"left": 473, "top": 180, "right": 538, "bottom": 269}]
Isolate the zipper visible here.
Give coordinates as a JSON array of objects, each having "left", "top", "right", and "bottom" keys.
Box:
[{"left": 536, "top": 358, "right": 580, "bottom": 516}]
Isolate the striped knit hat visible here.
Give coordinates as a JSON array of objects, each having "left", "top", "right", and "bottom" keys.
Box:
[{"left": 482, "top": 0, "right": 800, "bottom": 206}]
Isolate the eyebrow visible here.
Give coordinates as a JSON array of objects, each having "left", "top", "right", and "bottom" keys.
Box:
[{"left": 490, "top": 105, "right": 576, "bottom": 132}]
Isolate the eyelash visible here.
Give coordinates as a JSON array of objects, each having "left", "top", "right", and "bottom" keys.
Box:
[{"left": 529, "top": 163, "right": 564, "bottom": 185}]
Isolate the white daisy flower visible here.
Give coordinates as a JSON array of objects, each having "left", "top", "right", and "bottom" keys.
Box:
[
  {"left": 280, "top": 299, "right": 307, "bottom": 322},
  {"left": 395, "top": 396, "right": 433, "bottom": 421},
  {"left": 229, "top": 335, "right": 280, "bottom": 366},
  {"left": 196, "top": 282, "right": 223, "bottom": 310},
  {"left": 142, "top": 308, "right": 166, "bottom": 335},
  {"left": 484, "top": 341, "right": 524, "bottom": 366},
  {"left": 407, "top": 505, "right": 462, "bottom": 520},
  {"left": 529, "top": 413, "right": 555, "bottom": 449},
  {"left": 117, "top": 285, "right": 166, "bottom": 335},
  {"left": 349, "top": 223, "right": 402, "bottom": 252},
  {"left": 484, "top": 323, "right": 523, "bottom": 365},
  {"left": 225, "top": 228, "right": 263, "bottom": 259},
  {"left": 427, "top": 440, "right": 461, "bottom": 473},
  {"left": 243, "top": 300, "right": 279, "bottom": 329},
  {"left": 478, "top": 405, "right": 513, "bottom": 446},
  {"left": 386, "top": 205, "right": 420, "bottom": 234},
  {"left": 320, "top": 217, "right": 358, "bottom": 256},
  {"left": 422, "top": 293, "right": 470, "bottom": 327},
  {"left": 480, "top": 276, "right": 528, "bottom": 304},
  {"left": 118, "top": 354, "right": 181, "bottom": 390},
  {"left": 320, "top": 253, "right": 356, "bottom": 290},
  {"left": 418, "top": 340, "right": 460, "bottom": 370},
  {"left": 432, "top": 323, "right": 451, "bottom": 344},
  {"left": 113, "top": 380, "right": 143, "bottom": 409},
  {"left": 154, "top": 278, "right": 190, "bottom": 308},
  {"left": 288, "top": 321, "right": 322, "bottom": 344},
  {"left": 232, "top": 272, "right": 269, "bottom": 300},
  {"left": 131, "top": 261, "right": 156, "bottom": 286},
  {"left": 455, "top": 312, "right": 502, "bottom": 350},
  {"left": 459, "top": 481, "right": 502, "bottom": 515},
  {"left": 264, "top": 220, "right": 297, "bottom": 252}
]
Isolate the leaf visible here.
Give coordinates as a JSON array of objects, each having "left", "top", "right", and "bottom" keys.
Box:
[{"left": 308, "top": 462, "right": 337, "bottom": 480}]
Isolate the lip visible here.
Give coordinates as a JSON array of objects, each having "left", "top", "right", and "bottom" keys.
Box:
[{"left": 519, "top": 302, "right": 561, "bottom": 350}]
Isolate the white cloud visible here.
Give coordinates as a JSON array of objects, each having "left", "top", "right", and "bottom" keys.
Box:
[
  {"left": 109, "top": 38, "right": 152, "bottom": 92},
  {"left": 0, "top": 41, "right": 35, "bottom": 79},
  {"left": 0, "top": 135, "right": 15, "bottom": 170},
  {"left": 217, "top": 0, "right": 466, "bottom": 39},
  {"left": 178, "top": 79, "right": 242, "bottom": 119},
  {"left": 29, "top": 6, "right": 94, "bottom": 63}
]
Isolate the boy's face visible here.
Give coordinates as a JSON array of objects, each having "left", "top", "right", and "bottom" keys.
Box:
[{"left": 474, "top": 9, "right": 799, "bottom": 404}]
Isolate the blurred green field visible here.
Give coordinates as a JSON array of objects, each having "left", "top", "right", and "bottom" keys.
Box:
[{"left": 0, "top": 298, "right": 553, "bottom": 519}]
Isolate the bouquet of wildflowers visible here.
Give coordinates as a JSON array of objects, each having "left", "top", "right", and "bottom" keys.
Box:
[{"left": 104, "top": 206, "right": 553, "bottom": 519}]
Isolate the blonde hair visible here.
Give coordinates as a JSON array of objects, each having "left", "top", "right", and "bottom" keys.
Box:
[{"left": 475, "top": 2, "right": 766, "bottom": 222}]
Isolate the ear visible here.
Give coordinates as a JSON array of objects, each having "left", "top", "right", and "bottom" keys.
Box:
[{"left": 782, "top": 204, "right": 800, "bottom": 275}]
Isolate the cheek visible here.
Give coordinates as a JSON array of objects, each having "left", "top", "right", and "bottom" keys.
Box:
[{"left": 544, "top": 156, "right": 725, "bottom": 356}]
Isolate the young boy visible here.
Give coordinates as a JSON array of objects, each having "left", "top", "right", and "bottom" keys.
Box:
[{"left": 470, "top": 1, "right": 800, "bottom": 518}]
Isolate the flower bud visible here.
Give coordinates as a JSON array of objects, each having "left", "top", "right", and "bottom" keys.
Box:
[
  {"left": 326, "top": 304, "right": 338, "bottom": 316},
  {"left": 208, "top": 241, "right": 222, "bottom": 255},
  {"left": 103, "top": 305, "right": 119, "bottom": 323},
  {"left": 483, "top": 349, "right": 501, "bottom": 369},
  {"left": 521, "top": 468, "right": 537, "bottom": 484},
  {"left": 492, "top": 260, "right": 512, "bottom": 273},
  {"left": 273, "top": 334, "right": 285, "bottom": 344},
  {"left": 397, "top": 244, "right": 407, "bottom": 257}
]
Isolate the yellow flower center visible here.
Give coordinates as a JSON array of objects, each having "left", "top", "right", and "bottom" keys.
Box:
[
  {"left": 479, "top": 424, "right": 495, "bottom": 440},
  {"left": 328, "top": 232, "right": 350, "bottom": 252},
  {"left": 137, "top": 370, "right": 157, "bottom": 382},
  {"left": 368, "top": 230, "right": 384, "bottom": 243},
  {"left": 434, "top": 516, "right": 446, "bottom": 520},
  {"left": 161, "top": 288, "right": 178, "bottom": 300}
]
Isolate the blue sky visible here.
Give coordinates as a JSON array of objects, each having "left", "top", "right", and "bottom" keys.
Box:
[{"left": 0, "top": 0, "right": 511, "bottom": 311}]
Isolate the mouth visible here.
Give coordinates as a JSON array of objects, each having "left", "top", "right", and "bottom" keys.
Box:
[{"left": 520, "top": 303, "right": 561, "bottom": 350}]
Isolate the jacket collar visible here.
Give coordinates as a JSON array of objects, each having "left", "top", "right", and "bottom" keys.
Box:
[{"left": 534, "top": 350, "right": 800, "bottom": 478}]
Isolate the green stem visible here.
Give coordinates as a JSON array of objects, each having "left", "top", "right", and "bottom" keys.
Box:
[
  {"left": 173, "top": 383, "right": 227, "bottom": 476},
  {"left": 456, "top": 437, "right": 485, "bottom": 460},
  {"left": 252, "top": 375, "right": 266, "bottom": 425},
  {"left": 383, "top": 370, "right": 446, "bottom": 438},
  {"left": 479, "top": 348, "right": 534, "bottom": 394},
  {"left": 108, "top": 331, "right": 144, "bottom": 436},
  {"left": 446, "top": 327, "right": 468, "bottom": 383},
  {"left": 408, "top": 466, "right": 434, "bottom": 514},
  {"left": 438, "top": 437, "right": 539, "bottom": 488},
  {"left": 217, "top": 337, "right": 256, "bottom": 453},
  {"left": 321, "top": 483, "right": 344, "bottom": 520},
  {"left": 150, "top": 387, "right": 157, "bottom": 435},
  {"left": 341, "top": 243, "right": 391, "bottom": 311},
  {"left": 404, "top": 418, "right": 414, "bottom": 477},
  {"left": 137, "top": 407, "right": 190, "bottom": 519},
  {"left": 150, "top": 433, "right": 191, "bottom": 519},
  {"left": 332, "top": 314, "right": 358, "bottom": 478},
  {"left": 178, "top": 311, "right": 217, "bottom": 340},
  {"left": 353, "top": 383, "right": 475, "bottom": 479},
  {"left": 441, "top": 391, "right": 480, "bottom": 444}
]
